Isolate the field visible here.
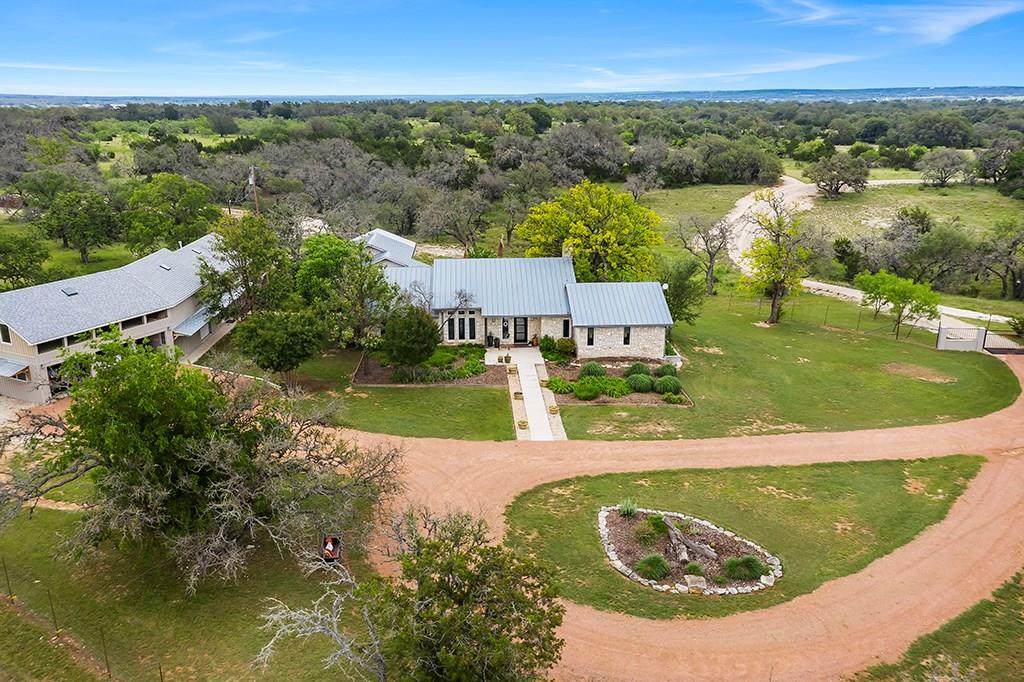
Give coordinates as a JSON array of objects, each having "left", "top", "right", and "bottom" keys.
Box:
[
  {"left": 200, "top": 340, "right": 515, "bottom": 441},
  {"left": 0, "top": 599, "right": 101, "bottom": 681},
  {"left": 558, "top": 289, "right": 1019, "bottom": 440},
  {"left": 798, "top": 184, "right": 1022, "bottom": 238},
  {"left": 505, "top": 455, "right": 980, "bottom": 619},
  {"left": 855, "top": 569, "right": 1024, "bottom": 681},
  {"left": 783, "top": 157, "right": 924, "bottom": 182},
  {"left": 0, "top": 215, "right": 135, "bottom": 279}
]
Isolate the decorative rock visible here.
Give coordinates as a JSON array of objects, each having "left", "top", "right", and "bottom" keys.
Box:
[
  {"left": 683, "top": 575, "right": 708, "bottom": 590},
  {"left": 674, "top": 584, "right": 688, "bottom": 594},
  {"left": 760, "top": 574, "right": 776, "bottom": 587}
]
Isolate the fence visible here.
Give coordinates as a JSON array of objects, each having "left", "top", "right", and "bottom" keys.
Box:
[{"left": 935, "top": 326, "right": 986, "bottom": 352}]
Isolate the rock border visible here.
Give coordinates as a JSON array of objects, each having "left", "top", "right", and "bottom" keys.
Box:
[{"left": 598, "top": 505, "right": 784, "bottom": 595}]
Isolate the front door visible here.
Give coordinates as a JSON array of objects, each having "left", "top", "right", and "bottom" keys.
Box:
[{"left": 514, "top": 317, "right": 528, "bottom": 344}]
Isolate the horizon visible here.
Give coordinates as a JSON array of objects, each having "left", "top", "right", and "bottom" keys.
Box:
[{"left": 3, "top": 1, "right": 1024, "bottom": 97}]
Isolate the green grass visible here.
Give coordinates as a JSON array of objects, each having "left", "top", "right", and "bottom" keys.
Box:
[
  {"left": 939, "top": 292, "right": 1024, "bottom": 320},
  {"left": 0, "top": 509, "right": 335, "bottom": 680},
  {"left": 783, "top": 158, "right": 923, "bottom": 182},
  {"left": 0, "top": 599, "right": 101, "bottom": 681},
  {"left": 559, "top": 289, "right": 1019, "bottom": 440},
  {"left": 201, "top": 339, "right": 515, "bottom": 441},
  {"left": 505, "top": 455, "right": 981, "bottom": 619},
  {"left": 855, "top": 570, "right": 1024, "bottom": 681},
  {"left": 1, "top": 216, "right": 134, "bottom": 278},
  {"left": 799, "top": 184, "right": 1022, "bottom": 238},
  {"left": 635, "top": 184, "right": 759, "bottom": 260}
]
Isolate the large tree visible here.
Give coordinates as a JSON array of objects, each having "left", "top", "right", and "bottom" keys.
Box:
[
  {"left": 516, "top": 180, "right": 663, "bottom": 282},
  {"left": 235, "top": 310, "right": 326, "bottom": 393},
  {"left": 260, "top": 511, "right": 564, "bottom": 681},
  {"left": 39, "top": 190, "right": 120, "bottom": 263},
  {"left": 125, "top": 172, "right": 221, "bottom": 254},
  {"left": 198, "top": 215, "right": 292, "bottom": 319},
  {"left": 295, "top": 234, "right": 396, "bottom": 344},
  {"left": 0, "top": 232, "right": 47, "bottom": 290},
  {"left": 678, "top": 215, "right": 735, "bottom": 295},
  {"left": 0, "top": 335, "right": 402, "bottom": 591},
  {"left": 417, "top": 189, "right": 488, "bottom": 250},
  {"left": 806, "top": 152, "right": 869, "bottom": 199},
  {"left": 741, "top": 189, "right": 814, "bottom": 324},
  {"left": 919, "top": 148, "right": 969, "bottom": 187},
  {"left": 379, "top": 305, "right": 441, "bottom": 377}
]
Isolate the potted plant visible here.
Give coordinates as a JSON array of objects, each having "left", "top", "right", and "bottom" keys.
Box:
[
  {"left": 504, "top": 353, "right": 512, "bottom": 364},
  {"left": 517, "top": 419, "right": 529, "bottom": 430}
]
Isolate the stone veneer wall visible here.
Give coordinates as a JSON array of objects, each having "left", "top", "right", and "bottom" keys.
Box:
[
  {"left": 597, "top": 505, "right": 783, "bottom": 595},
  {"left": 574, "top": 325, "right": 666, "bottom": 360}
]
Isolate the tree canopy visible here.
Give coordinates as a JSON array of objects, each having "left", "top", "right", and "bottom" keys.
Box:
[{"left": 39, "top": 190, "right": 120, "bottom": 263}]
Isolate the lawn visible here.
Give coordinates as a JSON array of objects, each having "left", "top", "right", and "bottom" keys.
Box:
[
  {"left": 798, "top": 184, "right": 1022, "bottom": 238},
  {"left": 635, "top": 184, "right": 758, "bottom": 260},
  {"left": 559, "top": 290, "right": 1019, "bottom": 440},
  {"left": 854, "top": 568, "right": 1024, "bottom": 681},
  {"left": 200, "top": 338, "right": 516, "bottom": 441},
  {"left": 505, "top": 455, "right": 981, "bottom": 620},
  {"left": 1, "top": 216, "right": 134, "bottom": 278},
  {"left": 0, "top": 510, "right": 336, "bottom": 680},
  {"left": 0, "top": 598, "right": 101, "bottom": 681},
  {"left": 940, "top": 292, "right": 1024, "bottom": 320}
]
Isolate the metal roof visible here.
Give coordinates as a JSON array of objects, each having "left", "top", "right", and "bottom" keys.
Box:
[
  {"left": 0, "top": 235, "right": 224, "bottom": 345},
  {"left": 566, "top": 282, "right": 673, "bottom": 327},
  {"left": 384, "top": 265, "right": 433, "bottom": 299},
  {"left": 0, "top": 356, "right": 29, "bottom": 377},
  {"left": 353, "top": 229, "right": 422, "bottom": 268},
  {"left": 431, "top": 257, "right": 576, "bottom": 316},
  {"left": 174, "top": 306, "right": 213, "bottom": 337}
]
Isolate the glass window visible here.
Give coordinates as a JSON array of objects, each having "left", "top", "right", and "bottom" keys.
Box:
[
  {"left": 469, "top": 317, "right": 476, "bottom": 340},
  {"left": 562, "top": 319, "right": 570, "bottom": 338},
  {"left": 623, "top": 326, "right": 631, "bottom": 345},
  {"left": 14, "top": 368, "right": 30, "bottom": 382},
  {"left": 587, "top": 327, "right": 594, "bottom": 346},
  {"left": 458, "top": 317, "right": 465, "bottom": 340},
  {"left": 447, "top": 318, "right": 455, "bottom": 341},
  {"left": 0, "top": 324, "right": 10, "bottom": 344}
]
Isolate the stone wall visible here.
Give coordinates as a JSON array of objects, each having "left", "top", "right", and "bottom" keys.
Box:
[{"left": 574, "top": 325, "right": 666, "bottom": 359}]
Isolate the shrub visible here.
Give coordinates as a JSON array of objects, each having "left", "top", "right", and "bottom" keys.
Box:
[
  {"left": 633, "top": 522, "right": 658, "bottom": 547},
  {"left": 538, "top": 335, "right": 556, "bottom": 352},
  {"left": 626, "top": 373, "right": 654, "bottom": 392},
  {"left": 723, "top": 555, "right": 770, "bottom": 581},
  {"left": 547, "top": 376, "right": 573, "bottom": 394},
  {"left": 634, "top": 553, "right": 671, "bottom": 580},
  {"left": 682, "top": 561, "right": 703, "bottom": 576},
  {"left": 554, "top": 337, "right": 577, "bottom": 356},
  {"left": 618, "top": 498, "right": 637, "bottom": 517},
  {"left": 655, "top": 363, "right": 677, "bottom": 377},
  {"left": 646, "top": 514, "right": 669, "bottom": 536},
  {"left": 654, "top": 375, "right": 683, "bottom": 395},
  {"left": 625, "top": 362, "right": 651, "bottom": 377},
  {"left": 662, "top": 392, "right": 687, "bottom": 405},
  {"left": 600, "top": 377, "right": 632, "bottom": 398},
  {"left": 579, "top": 361, "right": 606, "bottom": 378},
  {"left": 713, "top": 575, "right": 728, "bottom": 586},
  {"left": 1009, "top": 315, "right": 1024, "bottom": 337},
  {"left": 572, "top": 379, "right": 602, "bottom": 401}
]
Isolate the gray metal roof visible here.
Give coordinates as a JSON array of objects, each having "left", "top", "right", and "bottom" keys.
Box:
[
  {"left": 174, "top": 306, "right": 213, "bottom": 337},
  {"left": 0, "top": 235, "right": 223, "bottom": 345},
  {"left": 353, "top": 229, "right": 422, "bottom": 268},
  {"left": 432, "top": 257, "right": 576, "bottom": 316},
  {"left": 0, "top": 355, "right": 29, "bottom": 377},
  {"left": 566, "top": 282, "right": 673, "bottom": 327},
  {"left": 384, "top": 266, "right": 433, "bottom": 299}
]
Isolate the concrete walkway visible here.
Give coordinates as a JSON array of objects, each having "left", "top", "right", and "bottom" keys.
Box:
[{"left": 486, "top": 347, "right": 565, "bottom": 441}]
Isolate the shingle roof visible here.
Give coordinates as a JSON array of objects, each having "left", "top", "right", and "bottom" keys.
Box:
[
  {"left": 431, "top": 258, "right": 576, "bottom": 316},
  {"left": 566, "top": 282, "right": 673, "bottom": 327},
  {"left": 353, "top": 228, "right": 422, "bottom": 268},
  {"left": 0, "top": 235, "right": 223, "bottom": 345}
]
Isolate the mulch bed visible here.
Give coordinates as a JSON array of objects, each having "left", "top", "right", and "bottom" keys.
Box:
[
  {"left": 352, "top": 354, "right": 506, "bottom": 386},
  {"left": 545, "top": 359, "right": 691, "bottom": 407},
  {"left": 606, "top": 510, "right": 772, "bottom": 589}
]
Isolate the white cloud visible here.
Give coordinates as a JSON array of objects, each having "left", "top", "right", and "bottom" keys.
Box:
[
  {"left": 0, "top": 61, "right": 124, "bottom": 73},
  {"left": 226, "top": 29, "right": 291, "bottom": 44},
  {"left": 756, "top": 0, "right": 1024, "bottom": 44}
]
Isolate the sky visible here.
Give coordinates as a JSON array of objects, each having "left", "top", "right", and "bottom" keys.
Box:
[{"left": 1, "top": 0, "right": 1022, "bottom": 96}]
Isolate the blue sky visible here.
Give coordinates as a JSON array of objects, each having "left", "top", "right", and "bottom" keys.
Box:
[{"left": 1, "top": 1, "right": 1022, "bottom": 96}]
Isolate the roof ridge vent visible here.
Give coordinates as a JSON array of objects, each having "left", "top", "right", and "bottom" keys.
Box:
[
  {"left": 61, "top": 286, "right": 78, "bottom": 297},
  {"left": 159, "top": 264, "right": 172, "bottom": 271}
]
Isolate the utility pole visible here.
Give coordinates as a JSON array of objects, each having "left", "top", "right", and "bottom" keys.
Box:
[{"left": 248, "top": 165, "right": 260, "bottom": 216}]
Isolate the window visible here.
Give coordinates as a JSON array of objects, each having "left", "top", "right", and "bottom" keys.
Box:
[
  {"left": 447, "top": 318, "right": 455, "bottom": 341},
  {"left": 562, "top": 319, "right": 570, "bottom": 338},
  {"left": 458, "top": 317, "right": 465, "bottom": 341},
  {"left": 121, "top": 316, "right": 144, "bottom": 330},
  {"left": 623, "top": 326, "right": 631, "bottom": 345},
  {"left": 0, "top": 323, "right": 10, "bottom": 344},
  {"left": 586, "top": 327, "right": 594, "bottom": 346},
  {"left": 37, "top": 338, "right": 65, "bottom": 354},
  {"left": 469, "top": 317, "right": 476, "bottom": 340},
  {"left": 13, "top": 368, "right": 30, "bottom": 382},
  {"left": 146, "top": 309, "right": 168, "bottom": 322}
]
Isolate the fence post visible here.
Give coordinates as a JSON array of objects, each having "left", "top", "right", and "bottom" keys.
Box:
[
  {"left": 1, "top": 558, "right": 12, "bottom": 598},
  {"left": 823, "top": 304, "right": 830, "bottom": 327},
  {"left": 47, "top": 588, "right": 58, "bottom": 632},
  {"left": 99, "top": 626, "right": 111, "bottom": 678},
  {"left": 159, "top": 663, "right": 165, "bottom": 682},
  {"left": 856, "top": 309, "right": 862, "bottom": 332},
  {"left": 758, "top": 297, "right": 763, "bottom": 314}
]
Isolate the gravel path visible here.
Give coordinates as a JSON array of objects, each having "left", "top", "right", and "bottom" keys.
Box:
[{"left": 346, "top": 355, "right": 1024, "bottom": 681}]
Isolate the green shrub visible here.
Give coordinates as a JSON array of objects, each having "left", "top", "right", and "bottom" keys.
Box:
[
  {"left": 579, "top": 361, "right": 606, "bottom": 378},
  {"left": 633, "top": 522, "right": 658, "bottom": 547},
  {"left": 713, "top": 575, "right": 728, "bottom": 586},
  {"left": 663, "top": 391, "right": 687, "bottom": 405},
  {"left": 547, "top": 376, "right": 573, "bottom": 394},
  {"left": 654, "top": 375, "right": 683, "bottom": 395},
  {"left": 682, "top": 561, "right": 703, "bottom": 576},
  {"left": 1009, "top": 315, "right": 1024, "bottom": 337},
  {"left": 626, "top": 373, "right": 654, "bottom": 392},
  {"left": 618, "top": 498, "right": 637, "bottom": 517},
  {"left": 572, "top": 380, "right": 602, "bottom": 401},
  {"left": 646, "top": 514, "right": 669, "bottom": 536},
  {"left": 539, "top": 335, "right": 556, "bottom": 352},
  {"left": 635, "top": 553, "right": 671, "bottom": 580},
  {"left": 655, "top": 364, "right": 677, "bottom": 377},
  {"left": 723, "top": 555, "right": 770, "bottom": 581},
  {"left": 601, "top": 377, "right": 632, "bottom": 398},
  {"left": 554, "top": 337, "right": 577, "bottom": 356},
  {"left": 625, "top": 362, "right": 651, "bottom": 377}
]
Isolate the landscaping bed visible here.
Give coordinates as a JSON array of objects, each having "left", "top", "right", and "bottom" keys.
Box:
[
  {"left": 600, "top": 506, "right": 781, "bottom": 595},
  {"left": 545, "top": 359, "right": 693, "bottom": 407},
  {"left": 353, "top": 345, "right": 504, "bottom": 386}
]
